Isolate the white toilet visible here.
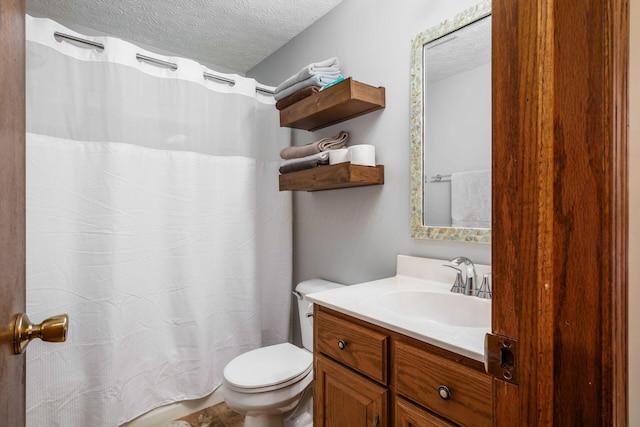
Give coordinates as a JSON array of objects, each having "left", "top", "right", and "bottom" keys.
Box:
[{"left": 222, "top": 279, "right": 343, "bottom": 427}]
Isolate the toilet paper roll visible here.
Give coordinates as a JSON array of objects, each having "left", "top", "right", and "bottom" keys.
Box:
[
  {"left": 329, "top": 148, "right": 350, "bottom": 165},
  {"left": 348, "top": 144, "right": 376, "bottom": 166}
]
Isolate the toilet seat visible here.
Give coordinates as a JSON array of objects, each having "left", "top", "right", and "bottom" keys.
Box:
[{"left": 223, "top": 343, "right": 312, "bottom": 394}]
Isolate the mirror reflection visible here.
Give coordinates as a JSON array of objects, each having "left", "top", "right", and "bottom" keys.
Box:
[
  {"left": 410, "top": 1, "right": 492, "bottom": 243},
  {"left": 425, "top": 15, "right": 491, "bottom": 228}
]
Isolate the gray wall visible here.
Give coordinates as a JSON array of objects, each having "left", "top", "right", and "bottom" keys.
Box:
[{"left": 248, "top": 0, "right": 489, "bottom": 288}]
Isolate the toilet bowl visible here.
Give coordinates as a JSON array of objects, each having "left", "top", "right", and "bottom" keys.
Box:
[{"left": 222, "top": 279, "right": 343, "bottom": 427}]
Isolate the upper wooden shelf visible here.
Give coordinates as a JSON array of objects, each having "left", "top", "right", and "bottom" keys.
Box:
[
  {"left": 279, "top": 78, "right": 386, "bottom": 131},
  {"left": 279, "top": 163, "right": 384, "bottom": 192}
]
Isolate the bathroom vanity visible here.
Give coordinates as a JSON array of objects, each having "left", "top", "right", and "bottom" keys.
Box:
[
  {"left": 306, "top": 255, "right": 493, "bottom": 427},
  {"left": 314, "top": 307, "right": 491, "bottom": 426}
]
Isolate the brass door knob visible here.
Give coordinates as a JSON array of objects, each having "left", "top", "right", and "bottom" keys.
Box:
[{"left": 12, "top": 313, "right": 68, "bottom": 354}]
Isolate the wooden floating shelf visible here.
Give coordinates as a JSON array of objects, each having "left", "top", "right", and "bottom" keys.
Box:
[
  {"left": 279, "top": 78, "right": 386, "bottom": 131},
  {"left": 279, "top": 163, "right": 384, "bottom": 192}
]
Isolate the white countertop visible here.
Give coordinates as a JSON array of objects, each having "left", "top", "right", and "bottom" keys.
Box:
[{"left": 305, "top": 255, "right": 491, "bottom": 362}]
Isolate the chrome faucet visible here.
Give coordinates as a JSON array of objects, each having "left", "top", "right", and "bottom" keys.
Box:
[{"left": 445, "top": 257, "right": 478, "bottom": 296}]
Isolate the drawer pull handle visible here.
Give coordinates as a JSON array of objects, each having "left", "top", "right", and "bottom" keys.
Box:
[
  {"left": 337, "top": 339, "right": 346, "bottom": 350},
  {"left": 372, "top": 414, "right": 379, "bottom": 427},
  {"left": 437, "top": 385, "right": 451, "bottom": 400}
]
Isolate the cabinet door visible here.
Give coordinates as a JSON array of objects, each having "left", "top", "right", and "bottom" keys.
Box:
[
  {"left": 394, "top": 396, "right": 456, "bottom": 427},
  {"left": 315, "top": 354, "right": 388, "bottom": 427}
]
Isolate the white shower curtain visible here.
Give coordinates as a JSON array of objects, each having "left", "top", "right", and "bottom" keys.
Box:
[{"left": 25, "top": 16, "right": 292, "bottom": 427}]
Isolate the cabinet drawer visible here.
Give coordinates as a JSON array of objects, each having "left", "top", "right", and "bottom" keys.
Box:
[
  {"left": 394, "top": 396, "right": 456, "bottom": 427},
  {"left": 394, "top": 340, "right": 492, "bottom": 426},
  {"left": 316, "top": 309, "right": 389, "bottom": 384}
]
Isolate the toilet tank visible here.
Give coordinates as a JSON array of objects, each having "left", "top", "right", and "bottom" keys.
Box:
[{"left": 294, "top": 279, "right": 344, "bottom": 352}]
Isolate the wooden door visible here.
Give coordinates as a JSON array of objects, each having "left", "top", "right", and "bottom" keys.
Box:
[
  {"left": 492, "top": 0, "right": 628, "bottom": 425},
  {"left": 315, "top": 354, "right": 388, "bottom": 427},
  {"left": 0, "top": 0, "right": 26, "bottom": 425}
]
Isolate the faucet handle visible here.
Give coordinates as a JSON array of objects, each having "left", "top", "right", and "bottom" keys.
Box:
[
  {"left": 475, "top": 273, "right": 492, "bottom": 299},
  {"left": 442, "top": 264, "right": 465, "bottom": 294}
]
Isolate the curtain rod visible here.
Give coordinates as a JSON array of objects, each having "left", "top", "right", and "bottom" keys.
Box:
[
  {"left": 52, "top": 31, "right": 275, "bottom": 95},
  {"left": 54, "top": 31, "right": 104, "bottom": 50},
  {"left": 202, "top": 72, "right": 274, "bottom": 94},
  {"left": 136, "top": 53, "right": 178, "bottom": 71},
  {"left": 203, "top": 71, "right": 234, "bottom": 85},
  {"left": 256, "top": 86, "right": 275, "bottom": 95}
]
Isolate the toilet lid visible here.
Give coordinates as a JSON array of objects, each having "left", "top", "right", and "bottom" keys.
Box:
[{"left": 224, "top": 343, "right": 312, "bottom": 391}]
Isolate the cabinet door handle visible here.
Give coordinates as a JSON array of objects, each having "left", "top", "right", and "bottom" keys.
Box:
[
  {"left": 337, "top": 339, "right": 346, "bottom": 350},
  {"left": 437, "top": 385, "right": 451, "bottom": 400},
  {"left": 372, "top": 414, "right": 379, "bottom": 427}
]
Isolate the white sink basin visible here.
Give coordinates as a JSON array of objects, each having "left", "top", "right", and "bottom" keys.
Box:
[
  {"left": 377, "top": 290, "right": 490, "bottom": 328},
  {"left": 305, "top": 255, "right": 492, "bottom": 361}
]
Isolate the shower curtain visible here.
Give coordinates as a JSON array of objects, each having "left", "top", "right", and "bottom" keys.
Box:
[{"left": 25, "top": 16, "right": 292, "bottom": 427}]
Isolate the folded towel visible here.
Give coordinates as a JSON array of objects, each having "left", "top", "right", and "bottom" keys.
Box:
[
  {"left": 280, "top": 131, "right": 350, "bottom": 160},
  {"left": 279, "top": 152, "right": 330, "bottom": 174},
  {"left": 320, "top": 76, "right": 345, "bottom": 91},
  {"left": 275, "top": 57, "right": 340, "bottom": 93},
  {"left": 451, "top": 169, "right": 491, "bottom": 228},
  {"left": 275, "top": 86, "right": 321, "bottom": 111},
  {"left": 274, "top": 74, "right": 343, "bottom": 101}
]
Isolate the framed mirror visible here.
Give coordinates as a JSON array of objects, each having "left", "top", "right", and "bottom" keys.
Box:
[{"left": 410, "top": 1, "right": 491, "bottom": 243}]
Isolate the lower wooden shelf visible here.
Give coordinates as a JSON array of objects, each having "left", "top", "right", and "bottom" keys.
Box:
[{"left": 279, "top": 163, "right": 384, "bottom": 192}]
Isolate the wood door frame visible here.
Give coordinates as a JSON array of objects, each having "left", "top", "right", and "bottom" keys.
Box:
[
  {"left": 0, "top": 0, "right": 26, "bottom": 425},
  {"left": 492, "top": 0, "right": 628, "bottom": 425}
]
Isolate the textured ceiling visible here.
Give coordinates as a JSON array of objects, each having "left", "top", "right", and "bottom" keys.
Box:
[
  {"left": 26, "top": 0, "right": 343, "bottom": 73},
  {"left": 426, "top": 15, "right": 491, "bottom": 83}
]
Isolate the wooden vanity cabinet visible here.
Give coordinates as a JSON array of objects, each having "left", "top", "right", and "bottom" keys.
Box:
[
  {"left": 315, "top": 354, "right": 389, "bottom": 427},
  {"left": 313, "top": 306, "right": 492, "bottom": 427}
]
